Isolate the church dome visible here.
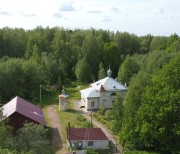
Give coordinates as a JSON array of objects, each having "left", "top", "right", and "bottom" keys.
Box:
[{"left": 107, "top": 68, "right": 112, "bottom": 77}]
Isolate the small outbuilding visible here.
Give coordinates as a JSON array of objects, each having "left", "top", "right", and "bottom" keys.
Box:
[
  {"left": 1, "top": 96, "right": 47, "bottom": 132},
  {"left": 67, "top": 127, "right": 109, "bottom": 150},
  {"left": 58, "top": 86, "right": 69, "bottom": 111}
]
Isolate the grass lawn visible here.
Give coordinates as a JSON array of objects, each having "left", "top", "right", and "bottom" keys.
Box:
[{"left": 56, "top": 105, "right": 80, "bottom": 143}]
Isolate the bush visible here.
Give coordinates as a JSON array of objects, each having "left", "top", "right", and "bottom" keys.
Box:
[
  {"left": 82, "top": 121, "right": 93, "bottom": 128},
  {"left": 98, "top": 106, "right": 106, "bottom": 115},
  {"left": 77, "top": 114, "right": 86, "bottom": 122}
]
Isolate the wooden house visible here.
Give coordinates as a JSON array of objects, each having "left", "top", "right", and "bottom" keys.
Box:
[{"left": 1, "top": 96, "right": 47, "bottom": 132}]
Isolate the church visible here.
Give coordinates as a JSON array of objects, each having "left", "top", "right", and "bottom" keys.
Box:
[{"left": 80, "top": 68, "right": 127, "bottom": 111}]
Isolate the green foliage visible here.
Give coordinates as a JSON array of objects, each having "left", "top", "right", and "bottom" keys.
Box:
[
  {"left": 114, "top": 32, "right": 140, "bottom": 56},
  {"left": 0, "top": 27, "right": 180, "bottom": 153},
  {"left": 111, "top": 93, "right": 124, "bottom": 133},
  {"left": 123, "top": 151, "right": 159, "bottom": 154},
  {"left": 82, "top": 121, "right": 93, "bottom": 128},
  {"left": 103, "top": 42, "right": 121, "bottom": 76},
  {"left": 119, "top": 71, "right": 150, "bottom": 146},
  {"left": 1, "top": 123, "right": 51, "bottom": 154},
  {"left": 144, "top": 50, "right": 173, "bottom": 74},
  {"left": 135, "top": 55, "right": 180, "bottom": 153},
  {"left": 98, "top": 106, "right": 106, "bottom": 115},
  {"left": 75, "top": 58, "right": 92, "bottom": 83},
  {"left": 118, "top": 55, "right": 140, "bottom": 86},
  {"left": 98, "top": 62, "right": 106, "bottom": 80},
  {"left": 22, "top": 60, "right": 41, "bottom": 100},
  {"left": 139, "top": 34, "right": 153, "bottom": 54},
  {"left": 0, "top": 58, "right": 24, "bottom": 101},
  {"left": 149, "top": 36, "right": 168, "bottom": 51},
  {"left": 76, "top": 114, "right": 93, "bottom": 128},
  {"left": 86, "top": 148, "right": 98, "bottom": 154},
  {"left": 77, "top": 114, "right": 86, "bottom": 122}
]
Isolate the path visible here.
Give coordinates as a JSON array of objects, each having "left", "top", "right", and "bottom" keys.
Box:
[
  {"left": 45, "top": 105, "right": 67, "bottom": 154},
  {"left": 72, "top": 100, "right": 121, "bottom": 154}
]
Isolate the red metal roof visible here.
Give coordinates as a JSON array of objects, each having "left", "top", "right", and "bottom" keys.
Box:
[
  {"left": 67, "top": 128, "right": 109, "bottom": 141},
  {"left": 2, "top": 96, "right": 46, "bottom": 126}
]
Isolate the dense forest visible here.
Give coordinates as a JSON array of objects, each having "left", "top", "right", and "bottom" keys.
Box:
[{"left": 0, "top": 26, "right": 179, "bottom": 153}]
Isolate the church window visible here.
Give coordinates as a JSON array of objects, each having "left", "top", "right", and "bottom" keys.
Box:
[{"left": 111, "top": 93, "right": 116, "bottom": 96}]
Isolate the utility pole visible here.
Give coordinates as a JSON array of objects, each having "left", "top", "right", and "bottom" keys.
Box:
[{"left": 90, "top": 102, "right": 92, "bottom": 127}]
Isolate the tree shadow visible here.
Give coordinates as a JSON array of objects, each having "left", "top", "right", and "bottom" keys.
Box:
[
  {"left": 66, "top": 108, "right": 84, "bottom": 115},
  {"left": 49, "top": 127, "right": 63, "bottom": 153}
]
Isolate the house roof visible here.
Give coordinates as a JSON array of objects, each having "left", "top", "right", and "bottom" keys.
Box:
[
  {"left": 67, "top": 128, "right": 109, "bottom": 141},
  {"left": 2, "top": 96, "right": 46, "bottom": 126},
  {"left": 91, "top": 77, "right": 127, "bottom": 92},
  {"left": 80, "top": 87, "right": 99, "bottom": 98}
]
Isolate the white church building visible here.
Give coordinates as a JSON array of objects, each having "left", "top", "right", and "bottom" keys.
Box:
[{"left": 80, "top": 68, "right": 127, "bottom": 111}]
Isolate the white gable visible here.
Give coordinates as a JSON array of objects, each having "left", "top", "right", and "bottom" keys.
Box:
[
  {"left": 80, "top": 87, "right": 99, "bottom": 98},
  {"left": 91, "top": 77, "right": 127, "bottom": 91}
]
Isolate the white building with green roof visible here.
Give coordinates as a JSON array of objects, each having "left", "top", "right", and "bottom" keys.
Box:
[{"left": 80, "top": 68, "right": 127, "bottom": 110}]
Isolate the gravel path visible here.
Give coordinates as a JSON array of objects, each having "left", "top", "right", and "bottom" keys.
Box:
[{"left": 46, "top": 105, "right": 67, "bottom": 154}]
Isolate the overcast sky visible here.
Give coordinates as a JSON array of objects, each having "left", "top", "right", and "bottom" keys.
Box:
[{"left": 0, "top": 0, "right": 179, "bottom": 36}]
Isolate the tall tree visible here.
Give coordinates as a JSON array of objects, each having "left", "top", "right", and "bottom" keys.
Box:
[
  {"left": 119, "top": 71, "right": 150, "bottom": 146},
  {"left": 111, "top": 93, "right": 124, "bottom": 133},
  {"left": 118, "top": 55, "right": 140, "bottom": 86},
  {"left": 0, "top": 58, "right": 24, "bottom": 102},
  {"left": 75, "top": 58, "right": 92, "bottom": 83},
  {"left": 114, "top": 32, "right": 140, "bottom": 56},
  {"left": 103, "top": 42, "right": 121, "bottom": 76},
  {"left": 135, "top": 55, "right": 180, "bottom": 153},
  {"left": 98, "top": 62, "right": 106, "bottom": 80},
  {"left": 82, "top": 33, "right": 102, "bottom": 79}
]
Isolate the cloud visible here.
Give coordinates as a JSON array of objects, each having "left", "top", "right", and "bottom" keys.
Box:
[
  {"left": 122, "top": 13, "right": 128, "bottom": 17},
  {"left": 111, "top": 6, "right": 118, "bottom": 13},
  {"left": 59, "top": 2, "right": 75, "bottom": 11},
  {"left": 22, "top": 13, "right": 36, "bottom": 17},
  {"left": 153, "top": 8, "right": 164, "bottom": 14},
  {"left": 86, "top": 9, "right": 101, "bottom": 13},
  {"left": 85, "top": 5, "right": 102, "bottom": 13},
  {"left": 0, "top": 11, "right": 12, "bottom": 16},
  {"left": 53, "top": 12, "right": 63, "bottom": 18},
  {"left": 101, "top": 16, "right": 112, "bottom": 22}
]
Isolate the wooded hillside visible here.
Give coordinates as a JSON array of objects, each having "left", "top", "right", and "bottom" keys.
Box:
[
  {"left": 0, "top": 27, "right": 179, "bottom": 102},
  {"left": 0, "top": 27, "right": 179, "bottom": 153}
]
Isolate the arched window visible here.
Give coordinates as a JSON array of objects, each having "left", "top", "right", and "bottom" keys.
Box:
[{"left": 111, "top": 93, "right": 116, "bottom": 96}]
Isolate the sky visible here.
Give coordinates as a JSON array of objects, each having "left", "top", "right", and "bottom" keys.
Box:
[{"left": 0, "top": 0, "right": 180, "bottom": 36}]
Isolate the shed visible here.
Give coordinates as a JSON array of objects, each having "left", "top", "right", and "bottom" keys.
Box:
[
  {"left": 67, "top": 128, "right": 109, "bottom": 150},
  {"left": 1, "top": 96, "right": 47, "bottom": 132}
]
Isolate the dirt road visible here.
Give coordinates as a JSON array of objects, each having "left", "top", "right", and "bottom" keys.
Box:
[{"left": 45, "top": 105, "right": 67, "bottom": 154}]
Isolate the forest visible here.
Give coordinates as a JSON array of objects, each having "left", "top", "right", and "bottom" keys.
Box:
[{"left": 0, "top": 26, "right": 179, "bottom": 154}]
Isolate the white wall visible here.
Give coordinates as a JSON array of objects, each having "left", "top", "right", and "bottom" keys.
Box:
[
  {"left": 71, "top": 140, "right": 109, "bottom": 150},
  {"left": 81, "top": 90, "right": 127, "bottom": 110},
  {"left": 86, "top": 98, "right": 99, "bottom": 110}
]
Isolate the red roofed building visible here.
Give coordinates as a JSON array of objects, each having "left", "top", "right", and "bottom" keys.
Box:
[
  {"left": 1, "top": 96, "right": 47, "bottom": 132},
  {"left": 67, "top": 128, "right": 109, "bottom": 150}
]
